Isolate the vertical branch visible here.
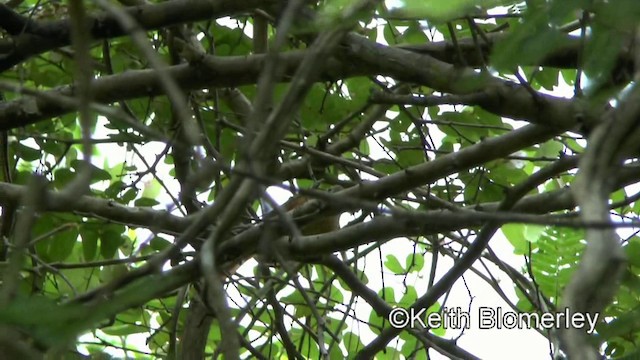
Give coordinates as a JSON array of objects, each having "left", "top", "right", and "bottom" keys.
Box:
[
  {"left": 0, "top": 175, "right": 47, "bottom": 305},
  {"left": 57, "top": 0, "right": 93, "bottom": 202},
  {"left": 253, "top": 11, "right": 269, "bottom": 54},
  {"left": 0, "top": 93, "right": 14, "bottom": 262},
  {"left": 560, "top": 53, "right": 640, "bottom": 358}
]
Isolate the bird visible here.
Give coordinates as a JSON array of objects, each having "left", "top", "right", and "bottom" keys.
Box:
[
  {"left": 219, "top": 187, "right": 343, "bottom": 277},
  {"left": 280, "top": 192, "right": 341, "bottom": 236}
]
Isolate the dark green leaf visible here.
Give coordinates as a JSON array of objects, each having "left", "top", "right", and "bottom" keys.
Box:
[
  {"left": 80, "top": 228, "right": 98, "bottom": 261},
  {"left": 100, "top": 230, "right": 125, "bottom": 259}
]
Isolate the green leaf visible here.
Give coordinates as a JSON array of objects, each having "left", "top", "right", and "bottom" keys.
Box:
[
  {"left": 121, "top": 188, "right": 138, "bottom": 204},
  {"left": 68, "top": 160, "right": 112, "bottom": 183},
  {"left": 15, "top": 142, "right": 41, "bottom": 161},
  {"left": 397, "top": 149, "right": 425, "bottom": 168},
  {"left": 536, "top": 140, "right": 564, "bottom": 158},
  {"left": 141, "top": 178, "right": 161, "bottom": 199},
  {"left": 398, "top": 286, "right": 418, "bottom": 307},
  {"left": 535, "top": 69, "right": 559, "bottom": 91},
  {"left": 281, "top": 290, "right": 313, "bottom": 318},
  {"left": 625, "top": 239, "right": 640, "bottom": 267},
  {"left": 583, "top": 27, "right": 625, "bottom": 88},
  {"left": 373, "top": 160, "right": 399, "bottom": 175},
  {"left": 561, "top": 69, "right": 577, "bottom": 86},
  {"left": 53, "top": 168, "right": 76, "bottom": 189},
  {"left": 319, "top": 0, "right": 352, "bottom": 23},
  {"left": 384, "top": 255, "right": 405, "bottom": 274},
  {"left": 135, "top": 197, "right": 159, "bottom": 207},
  {"left": 343, "top": 331, "right": 365, "bottom": 353},
  {"left": 0, "top": 295, "right": 80, "bottom": 346},
  {"left": 47, "top": 226, "right": 79, "bottom": 262},
  {"left": 359, "top": 137, "right": 370, "bottom": 156},
  {"left": 383, "top": 22, "right": 400, "bottom": 44},
  {"left": 345, "top": 77, "right": 372, "bottom": 109},
  {"left": 117, "top": 308, "right": 143, "bottom": 324},
  {"left": 100, "top": 229, "right": 125, "bottom": 259},
  {"left": 491, "top": 17, "right": 570, "bottom": 71},
  {"left": 148, "top": 329, "right": 170, "bottom": 351},
  {"left": 405, "top": 253, "right": 425, "bottom": 272},
  {"left": 400, "top": 22, "right": 429, "bottom": 44},
  {"left": 290, "top": 327, "right": 319, "bottom": 358},
  {"left": 368, "top": 308, "right": 386, "bottom": 335},
  {"left": 80, "top": 228, "right": 98, "bottom": 261},
  {"left": 437, "top": 111, "right": 489, "bottom": 144},
  {"left": 400, "top": 336, "right": 422, "bottom": 358},
  {"left": 105, "top": 180, "right": 125, "bottom": 198},
  {"left": 501, "top": 223, "right": 528, "bottom": 255},
  {"left": 149, "top": 236, "right": 172, "bottom": 251},
  {"left": 597, "top": 307, "right": 640, "bottom": 340},
  {"left": 419, "top": 302, "right": 446, "bottom": 336},
  {"left": 378, "top": 287, "right": 396, "bottom": 304},
  {"left": 329, "top": 284, "right": 344, "bottom": 304},
  {"left": 523, "top": 225, "right": 545, "bottom": 242}
]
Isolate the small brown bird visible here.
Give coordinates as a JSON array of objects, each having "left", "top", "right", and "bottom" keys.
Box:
[
  {"left": 220, "top": 188, "right": 342, "bottom": 278},
  {"left": 281, "top": 194, "right": 340, "bottom": 236}
]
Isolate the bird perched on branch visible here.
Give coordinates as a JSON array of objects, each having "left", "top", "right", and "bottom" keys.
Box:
[
  {"left": 280, "top": 191, "right": 341, "bottom": 236},
  {"left": 220, "top": 186, "right": 343, "bottom": 278}
]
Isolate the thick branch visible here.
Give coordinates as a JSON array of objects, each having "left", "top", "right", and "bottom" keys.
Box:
[
  {"left": 0, "top": 0, "right": 273, "bottom": 72},
  {"left": 0, "top": 181, "right": 191, "bottom": 235},
  {"left": 0, "top": 37, "right": 599, "bottom": 133}
]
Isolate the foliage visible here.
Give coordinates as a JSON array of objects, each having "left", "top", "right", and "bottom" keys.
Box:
[{"left": 0, "top": 0, "right": 639, "bottom": 359}]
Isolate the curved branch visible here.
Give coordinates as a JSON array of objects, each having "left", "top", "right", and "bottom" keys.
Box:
[{"left": 560, "top": 84, "right": 640, "bottom": 359}]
